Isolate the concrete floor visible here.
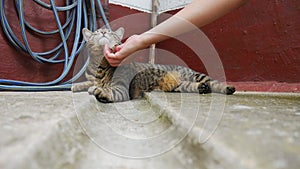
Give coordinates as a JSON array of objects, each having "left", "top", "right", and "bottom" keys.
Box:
[{"left": 0, "top": 91, "right": 299, "bottom": 169}]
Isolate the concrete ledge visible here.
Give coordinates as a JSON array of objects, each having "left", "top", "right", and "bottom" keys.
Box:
[
  {"left": 228, "top": 82, "right": 300, "bottom": 92},
  {"left": 0, "top": 92, "right": 88, "bottom": 169},
  {"left": 1, "top": 91, "right": 300, "bottom": 169},
  {"left": 145, "top": 92, "right": 300, "bottom": 169}
]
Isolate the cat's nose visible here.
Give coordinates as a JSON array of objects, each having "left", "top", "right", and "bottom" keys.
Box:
[{"left": 101, "top": 31, "right": 106, "bottom": 35}]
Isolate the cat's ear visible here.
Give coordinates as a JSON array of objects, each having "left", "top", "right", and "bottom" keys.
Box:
[
  {"left": 82, "top": 28, "right": 93, "bottom": 41},
  {"left": 115, "top": 27, "right": 125, "bottom": 39}
]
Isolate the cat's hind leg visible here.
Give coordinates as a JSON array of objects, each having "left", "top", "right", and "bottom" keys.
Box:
[
  {"left": 129, "top": 71, "right": 182, "bottom": 99},
  {"left": 157, "top": 71, "right": 182, "bottom": 91},
  {"left": 157, "top": 71, "right": 211, "bottom": 94},
  {"left": 192, "top": 73, "right": 235, "bottom": 95},
  {"left": 173, "top": 81, "right": 211, "bottom": 94},
  {"left": 207, "top": 80, "right": 235, "bottom": 95}
]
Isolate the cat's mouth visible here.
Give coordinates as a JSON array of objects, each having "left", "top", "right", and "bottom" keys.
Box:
[
  {"left": 98, "top": 36, "right": 109, "bottom": 45},
  {"left": 98, "top": 37, "right": 118, "bottom": 51}
]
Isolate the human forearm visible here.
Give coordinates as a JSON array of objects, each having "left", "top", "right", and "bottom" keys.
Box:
[
  {"left": 175, "top": 0, "right": 248, "bottom": 28},
  {"left": 140, "top": 0, "right": 248, "bottom": 46},
  {"left": 105, "top": 0, "right": 248, "bottom": 66}
]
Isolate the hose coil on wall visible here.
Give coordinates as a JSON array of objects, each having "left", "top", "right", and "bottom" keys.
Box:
[{"left": 0, "top": 0, "right": 110, "bottom": 91}]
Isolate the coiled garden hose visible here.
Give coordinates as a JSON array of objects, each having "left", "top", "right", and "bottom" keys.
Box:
[{"left": 0, "top": 0, "right": 110, "bottom": 91}]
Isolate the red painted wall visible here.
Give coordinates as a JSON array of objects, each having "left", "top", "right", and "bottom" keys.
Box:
[
  {"left": 1, "top": 0, "right": 299, "bottom": 91},
  {"left": 202, "top": 0, "right": 300, "bottom": 83},
  {"left": 0, "top": 0, "right": 69, "bottom": 83}
]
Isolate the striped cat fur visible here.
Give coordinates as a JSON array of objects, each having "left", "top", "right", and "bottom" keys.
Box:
[{"left": 71, "top": 27, "right": 235, "bottom": 103}]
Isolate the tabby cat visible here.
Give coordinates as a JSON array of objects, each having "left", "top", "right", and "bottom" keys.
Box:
[{"left": 71, "top": 27, "right": 235, "bottom": 103}]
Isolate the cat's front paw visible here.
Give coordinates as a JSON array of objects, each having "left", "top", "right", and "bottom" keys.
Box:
[
  {"left": 88, "top": 86, "right": 113, "bottom": 103},
  {"left": 72, "top": 81, "right": 93, "bottom": 92},
  {"left": 71, "top": 84, "right": 85, "bottom": 92},
  {"left": 71, "top": 86, "right": 76, "bottom": 92},
  {"left": 88, "top": 86, "right": 97, "bottom": 95}
]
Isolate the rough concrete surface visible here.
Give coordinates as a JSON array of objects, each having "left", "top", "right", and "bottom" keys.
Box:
[
  {"left": 0, "top": 91, "right": 299, "bottom": 169},
  {"left": 146, "top": 92, "right": 300, "bottom": 169}
]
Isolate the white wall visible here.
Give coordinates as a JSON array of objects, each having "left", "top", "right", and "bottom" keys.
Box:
[{"left": 109, "top": 0, "right": 192, "bottom": 13}]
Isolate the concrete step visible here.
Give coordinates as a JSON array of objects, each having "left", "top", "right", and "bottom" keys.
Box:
[
  {"left": 0, "top": 92, "right": 204, "bottom": 169},
  {"left": 146, "top": 92, "right": 300, "bottom": 169},
  {"left": 0, "top": 92, "right": 86, "bottom": 169},
  {"left": 0, "top": 91, "right": 300, "bottom": 169},
  {"left": 73, "top": 92, "right": 205, "bottom": 169}
]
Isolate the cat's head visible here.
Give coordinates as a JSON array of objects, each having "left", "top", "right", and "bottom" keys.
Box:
[{"left": 82, "top": 27, "right": 124, "bottom": 50}]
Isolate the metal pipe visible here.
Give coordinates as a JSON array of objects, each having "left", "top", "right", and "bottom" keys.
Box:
[{"left": 149, "top": 0, "right": 159, "bottom": 64}]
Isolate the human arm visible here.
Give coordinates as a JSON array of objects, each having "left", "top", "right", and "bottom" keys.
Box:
[{"left": 105, "top": 0, "right": 248, "bottom": 66}]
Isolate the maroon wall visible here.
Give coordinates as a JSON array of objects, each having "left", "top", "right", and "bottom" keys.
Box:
[
  {"left": 202, "top": 0, "right": 300, "bottom": 83},
  {"left": 1, "top": 0, "right": 299, "bottom": 92},
  {"left": 0, "top": 0, "right": 69, "bottom": 83}
]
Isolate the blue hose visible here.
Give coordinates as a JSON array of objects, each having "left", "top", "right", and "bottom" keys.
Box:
[{"left": 0, "top": 0, "right": 110, "bottom": 91}]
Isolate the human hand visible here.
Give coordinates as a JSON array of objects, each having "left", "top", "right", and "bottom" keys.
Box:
[{"left": 104, "top": 34, "right": 147, "bottom": 67}]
